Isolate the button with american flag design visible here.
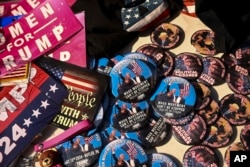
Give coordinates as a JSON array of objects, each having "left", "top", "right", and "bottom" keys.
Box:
[
  {"left": 110, "top": 58, "right": 156, "bottom": 102},
  {"left": 99, "top": 138, "right": 148, "bottom": 167},
  {"left": 150, "top": 76, "right": 197, "bottom": 119}
]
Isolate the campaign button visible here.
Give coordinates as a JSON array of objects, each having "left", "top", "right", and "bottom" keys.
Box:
[
  {"left": 98, "top": 138, "right": 148, "bottom": 167},
  {"left": 150, "top": 76, "right": 196, "bottom": 119}
]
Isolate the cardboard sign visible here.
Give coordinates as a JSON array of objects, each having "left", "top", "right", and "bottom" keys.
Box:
[
  {"left": 0, "top": 0, "right": 83, "bottom": 77},
  {"left": 0, "top": 63, "right": 68, "bottom": 167}
]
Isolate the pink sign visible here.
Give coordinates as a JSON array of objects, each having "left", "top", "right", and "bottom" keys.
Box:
[
  {"left": 6, "top": 0, "right": 76, "bottom": 16},
  {"left": 0, "top": 0, "right": 20, "bottom": 16},
  {"left": 0, "top": 0, "right": 83, "bottom": 77},
  {"left": 48, "top": 11, "right": 87, "bottom": 67}
]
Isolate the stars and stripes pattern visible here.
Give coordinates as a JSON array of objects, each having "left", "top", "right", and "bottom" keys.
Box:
[
  {"left": 122, "top": 141, "right": 138, "bottom": 158},
  {"left": 61, "top": 71, "right": 98, "bottom": 93},
  {"left": 127, "top": 60, "right": 143, "bottom": 75},
  {"left": 180, "top": 83, "right": 190, "bottom": 97},
  {"left": 0, "top": 63, "right": 30, "bottom": 86},
  {"left": 121, "top": 0, "right": 169, "bottom": 31},
  {"left": 182, "top": 0, "right": 197, "bottom": 17},
  {"left": 37, "top": 59, "right": 99, "bottom": 93}
]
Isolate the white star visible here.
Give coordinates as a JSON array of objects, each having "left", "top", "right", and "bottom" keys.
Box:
[
  {"left": 49, "top": 84, "right": 58, "bottom": 93},
  {"left": 134, "top": 14, "right": 139, "bottom": 18},
  {"left": 126, "top": 14, "right": 131, "bottom": 19},
  {"left": 124, "top": 21, "right": 130, "bottom": 25},
  {"left": 23, "top": 118, "right": 32, "bottom": 127},
  {"left": 32, "top": 109, "right": 41, "bottom": 118},
  {"left": 128, "top": 9, "right": 133, "bottom": 12},
  {"left": 40, "top": 99, "right": 50, "bottom": 109}
]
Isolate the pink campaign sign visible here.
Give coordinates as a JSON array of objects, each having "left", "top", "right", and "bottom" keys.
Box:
[
  {"left": 0, "top": 0, "right": 83, "bottom": 77},
  {"left": 7, "top": 0, "right": 76, "bottom": 16},
  {"left": 48, "top": 11, "right": 87, "bottom": 67},
  {"left": 0, "top": 0, "right": 20, "bottom": 16}
]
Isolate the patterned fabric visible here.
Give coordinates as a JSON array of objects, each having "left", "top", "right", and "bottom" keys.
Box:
[{"left": 121, "top": 0, "right": 169, "bottom": 32}]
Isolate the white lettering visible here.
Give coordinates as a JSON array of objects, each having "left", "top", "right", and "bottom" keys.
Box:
[
  {"left": 25, "top": 13, "right": 38, "bottom": 28},
  {"left": 40, "top": 3, "right": 54, "bottom": 19},
  {"left": 60, "top": 51, "right": 71, "bottom": 61},
  {"left": 52, "top": 25, "right": 64, "bottom": 41},
  {"left": 35, "top": 35, "right": 51, "bottom": 52},
  {"left": 2, "top": 56, "right": 17, "bottom": 71},
  {"left": 8, "top": 23, "right": 24, "bottom": 38}
]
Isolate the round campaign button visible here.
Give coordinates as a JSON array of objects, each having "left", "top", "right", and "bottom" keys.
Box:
[
  {"left": 172, "top": 52, "right": 203, "bottom": 80},
  {"left": 221, "top": 52, "right": 237, "bottom": 70},
  {"left": 122, "top": 52, "right": 158, "bottom": 82},
  {"left": 125, "top": 110, "right": 171, "bottom": 148},
  {"left": 148, "top": 153, "right": 179, "bottom": 167},
  {"left": 55, "top": 133, "right": 102, "bottom": 167},
  {"left": 240, "top": 123, "right": 250, "bottom": 150},
  {"left": 122, "top": 52, "right": 157, "bottom": 69},
  {"left": 198, "top": 99, "right": 220, "bottom": 126},
  {"left": 202, "top": 117, "right": 234, "bottom": 148},
  {"left": 220, "top": 93, "right": 250, "bottom": 125},
  {"left": 101, "top": 126, "right": 127, "bottom": 146},
  {"left": 192, "top": 81, "right": 211, "bottom": 111},
  {"left": 191, "top": 29, "right": 217, "bottom": 56},
  {"left": 158, "top": 49, "right": 175, "bottom": 77},
  {"left": 226, "top": 65, "right": 250, "bottom": 95},
  {"left": 98, "top": 138, "right": 148, "bottom": 167},
  {"left": 164, "top": 111, "right": 195, "bottom": 126},
  {"left": 197, "top": 57, "right": 226, "bottom": 86},
  {"left": 183, "top": 145, "right": 219, "bottom": 167},
  {"left": 172, "top": 114, "right": 207, "bottom": 145},
  {"left": 150, "top": 22, "right": 184, "bottom": 49},
  {"left": 110, "top": 100, "right": 150, "bottom": 132},
  {"left": 224, "top": 142, "right": 246, "bottom": 167},
  {"left": 136, "top": 43, "right": 166, "bottom": 65},
  {"left": 110, "top": 58, "right": 155, "bottom": 102},
  {"left": 150, "top": 76, "right": 196, "bottom": 119},
  {"left": 234, "top": 47, "right": 250, "bottom": 66}
]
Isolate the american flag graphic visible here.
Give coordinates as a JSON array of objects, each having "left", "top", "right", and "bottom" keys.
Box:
[
  {"left": 182, "top": 0, "right": 197, "bottom": 17},
  {"left": 37, "top": 60, "right": 98, "bottom": 93},
  {"left": 0, "top": 63, "right": 30, "bottom": 86},
  {"left": 61, "top": 70, "right": 98, "bottom": 93},
  {"left": 121, "top": 0, "right": 169, "bottom": 31},
  {"left": 127, "top": 60, "right": 143, "bottom": 75},
  {"left": 122, "top": 141, "right": 138, "bottom": 158},
  {"left": 85, "top": 135, "right": 94, "bottom": 143},
  {"left": 179, "top": 83, "right": 190, "bottom": 96},
  {"left": 0, "top": 63, "right": 30, "bottom": 79}
]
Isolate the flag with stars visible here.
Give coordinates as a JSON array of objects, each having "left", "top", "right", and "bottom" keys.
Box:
[
  {"left": 0, "top": 63, "right": 68, "bottom": 167},
  {"left": 121, "top": 0, "right": 170, "bottom": 32},
  {"left": 35, "top": 57, "right": 110, "bottom": 130}
]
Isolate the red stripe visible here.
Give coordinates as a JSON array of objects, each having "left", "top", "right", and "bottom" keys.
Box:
[
  {"left": 64, "top": 72, "right": 97, "bottom": 86},
  {"left": 62, "top": 72, "right": 98, "bottom": 93}
]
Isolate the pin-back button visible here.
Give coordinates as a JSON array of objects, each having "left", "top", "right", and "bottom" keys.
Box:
[{"left": 150, "top": 76, "right": 196, "bottom": 119}]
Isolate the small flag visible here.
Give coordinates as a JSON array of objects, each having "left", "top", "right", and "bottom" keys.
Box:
[
  {"left": 122, "top": 141, "right": 138, "bottom": 158},
  {"left": 127, "top": 60, "right": 143, "bottom": 75}
]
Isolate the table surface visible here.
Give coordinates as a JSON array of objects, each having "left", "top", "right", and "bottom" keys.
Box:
[{"left": 21, "top": 13, "right": 244, "bottom": 167}]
